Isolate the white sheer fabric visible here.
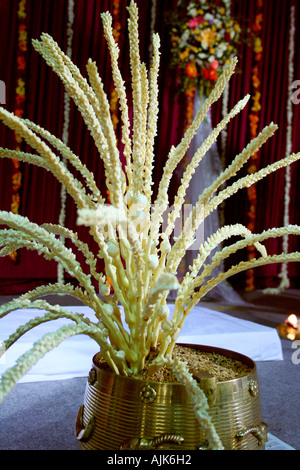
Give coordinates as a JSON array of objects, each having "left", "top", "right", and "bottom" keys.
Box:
[{"left": 183, "top": 91, "right": 241, "bottom": 302}]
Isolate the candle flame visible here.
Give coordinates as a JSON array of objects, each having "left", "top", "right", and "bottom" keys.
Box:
[
  {"left": 287, "top": 332, "right": 296, "bottom": 341},
  {"left": 285, "top": 314, "right": 298, "bottom": 329}
]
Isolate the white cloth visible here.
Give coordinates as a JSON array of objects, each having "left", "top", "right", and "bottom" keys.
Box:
[
  {"left": 0, "top": 304, "right": 282, "bottom": 383},
  {"left": 183, "top": 91, "right": 241, "bottom": 303}
]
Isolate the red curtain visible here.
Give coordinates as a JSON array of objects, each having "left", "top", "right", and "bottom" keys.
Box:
[
  {"left": 212, "top": 0, "right": 300, "bottom": 289},
  {"left": 0, "top": 0, "right": 183, "bottom": 293},
  {"left": 0, "top": 0, "right": 299, "bottom": 294}
]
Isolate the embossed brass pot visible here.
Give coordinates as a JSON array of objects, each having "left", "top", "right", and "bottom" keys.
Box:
[{"left": 75, "top": 344, "right": 267, "bottom": 450}]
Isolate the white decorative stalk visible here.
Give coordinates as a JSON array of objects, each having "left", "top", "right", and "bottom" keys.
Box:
[
  {"left": 58, "top": 0, "right": 75, "bottom": 285},
  {"left": 0, "top": 1, "right": 300, "bottom": 449}
]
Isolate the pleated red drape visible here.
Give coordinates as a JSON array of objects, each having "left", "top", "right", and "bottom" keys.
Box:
[
  {"left": 0, "top": 0, "right": 299, "bottom": 294},
  {"left": 0, "top": 0, "right": 183, "bottom": 293},
  {"left": 212, "top": 0, "right": 300, "bottom": 289}
]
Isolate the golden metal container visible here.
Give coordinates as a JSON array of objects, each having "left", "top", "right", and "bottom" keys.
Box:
[{"left": 75, "top": 345, "right": 267, "bottom": 450}]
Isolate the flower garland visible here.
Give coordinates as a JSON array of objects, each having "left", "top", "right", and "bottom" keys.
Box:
[
  {"left": 220, "top": 0, "right": 231, "bottom": 164},
  {"left": 264, "top": 5, "right": 295, "bottom": 294},
  {"left": 9, "top": 0, "right": 28, "bottom": 263},
  {"left": 219, "top": 0, "right": 232, "bottom": 231},
  {"left": 170, "top": 0, "right": 241, "bottom": 98},
  {"left": 245, "top": 0, "right": 264, "bottom": 291},
  {"left": 280, "top": 5, "right": 296, "bottom": 287},
  {"left": 58, "top": 0, "right": 75, "bottom": 284},
  {"left": 149, "top": 0, "right": 157, "bottom": 65}
]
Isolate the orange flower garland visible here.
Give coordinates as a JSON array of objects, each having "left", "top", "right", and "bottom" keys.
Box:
[
  {"left": 246, "top": 0, "right": 263, "bottom": 291},
  {"left": 10, "top": 0, "right": 27, "bottom": 263},
  {"left": 184, "top": 86, "right": 196, "bottom": 132}
]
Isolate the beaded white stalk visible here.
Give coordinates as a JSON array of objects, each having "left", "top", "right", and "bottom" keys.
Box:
[
  {"left": 58, "top": 0, "right": 75, "bottom": 285},
  {"left": 0, "top": 0, "right": 300, "bottom": 450}
]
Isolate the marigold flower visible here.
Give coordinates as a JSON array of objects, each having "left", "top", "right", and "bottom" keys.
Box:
[
  {"left": 209, "top": 69, "right": 218, "bottom": 81},
  {"left": 186, "top": 63, "right": 198, "bottom": 78},
  {"left": 202, "top": 67, "right": 218, "bottom": 81},
  {"left": 201, "top": 28, "right": 216, "bottom": 47},
  {"left": 179, "top": 49, "right": 190, "bottom": 60}
]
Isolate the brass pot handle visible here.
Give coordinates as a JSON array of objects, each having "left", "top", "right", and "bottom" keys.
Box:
[
  {"left": 120, "top": 435, "right": 184, "bottom": 450},
  {"left": 75, "top": 405, "right": 95, "bottom": 442},
  {"left": 236, "top": 422, "right": 268, "bottom": 447}
]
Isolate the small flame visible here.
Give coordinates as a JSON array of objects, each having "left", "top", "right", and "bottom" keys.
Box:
[
  {"left": 287, "top": 332, "right": 296, "bottom": 341},
  {"left": 285, "top": 314, "right": 298, "bottom": 329}
]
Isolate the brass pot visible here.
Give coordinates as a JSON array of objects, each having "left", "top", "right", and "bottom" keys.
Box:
[{"left": 75, "top": 344, "right": 267, "bottom": 450}]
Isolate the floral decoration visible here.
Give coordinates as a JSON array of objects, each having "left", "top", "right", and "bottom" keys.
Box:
[
  {"left": 58, "top": 0, "right": 75, "bottom": 284},
  {"left": 170, "top": 0, "right": 241, "bottom": 97},
  {"left": 246, "top": 0, "right": 263, "bottom": 291}
]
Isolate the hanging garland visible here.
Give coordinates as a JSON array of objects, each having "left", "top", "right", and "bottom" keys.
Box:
[
  {"left": 149, "top": 0, "right": 157, "bottom": 66},
  {"left": 245, "top": 0, "right": 263, "bottom": 291},
  {"left": 57, "top": 0, "right": 75, "bottom": 284},
  {"left": 264, "top": 5, "right": 295, "bottom": 294},
  {"left": 184, "top": 86, "right": 196, "bottom": 131},
  {"left": 220, "top": 0, "right": 231, "bottom": 165},
  {"left": 9, "top": 0, "right": 28, "bottom": 263},
  {"left": 219, "top": 0, "right": 232, "bottom": 230}
]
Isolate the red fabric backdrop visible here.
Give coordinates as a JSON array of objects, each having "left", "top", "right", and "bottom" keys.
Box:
[
  {"left": 0, "top": 0, "right": 299, "bottom": 294},
  {"left": 213, "top": 0, "right": 300, "bottom": 288}
]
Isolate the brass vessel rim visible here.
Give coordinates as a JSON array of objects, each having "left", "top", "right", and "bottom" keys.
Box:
[{"left": 92, "top": 343, "right": 256, "bottom": 389}]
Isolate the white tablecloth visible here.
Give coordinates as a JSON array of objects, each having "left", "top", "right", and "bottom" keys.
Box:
[{"left": 0, "top": 304, "right": 282, "bottom": 383}]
